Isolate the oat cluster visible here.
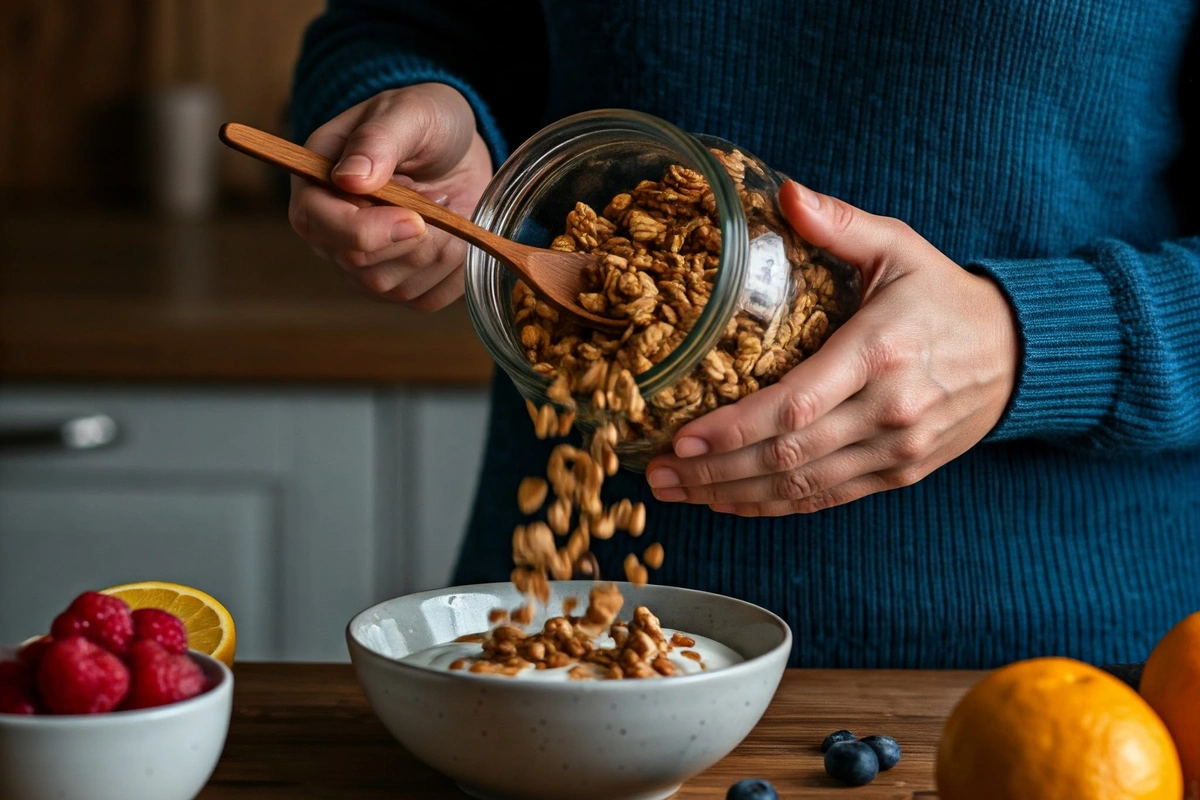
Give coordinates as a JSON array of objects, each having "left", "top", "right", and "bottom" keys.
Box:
[
  {"left": 510, "top": 392, "right": 657, "bottom": 604},
  {"left": 453, "top": 586, "right": 704, "bottom": 680},
  {"left": 513, "top": 147, "right": 856, "bottom": 448},
  {"left": 491, "top": 391, "right": 667, "bottom": 681}
]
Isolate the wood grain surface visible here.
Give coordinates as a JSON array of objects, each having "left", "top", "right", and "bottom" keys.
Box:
[
  {"left": 0, "top": 214, "right": 494, "bottom": 384},
  {"left": 199, "top": 663, "right": 983, "bottom": 799}
]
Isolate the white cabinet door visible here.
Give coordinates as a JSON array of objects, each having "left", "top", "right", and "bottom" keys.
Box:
[
  {"left": 0, "top": 386, "right": 378, "bottom": 662},
  {"left": 0, "top": 484, "right": 275, "bottom": 659},
  {"left": 390, "top": 390, "right": 490, "bottom": 594}
]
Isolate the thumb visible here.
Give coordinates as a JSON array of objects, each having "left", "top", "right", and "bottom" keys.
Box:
[
  {"left": 778, "top": 180, "right": 904, "bottom": 276},
  {"left": 329, "top": 115, "right": 410, "bottom": 194},
  {"left": 326, "top": 86, "right": 476, "bottom": 194}
]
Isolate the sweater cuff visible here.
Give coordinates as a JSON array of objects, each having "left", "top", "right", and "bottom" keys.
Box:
[
  {"left": 291, "top": 44, "right": 510, "bottom": 166},
  {"left": 967, "top": 255, "right": 1123, "bottom": 443}
]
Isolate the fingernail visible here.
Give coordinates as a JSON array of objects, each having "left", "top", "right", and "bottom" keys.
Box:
[
  {"left": 710, "top": 503, "right": 736, "bottom": 514},
  {"left": 390, "top": 219, "right": 423, "bottom": 242},
  {"left": 646, "top": 468, "right": 680, "bottom": 489},
  {"left": 333, "top": 154, "right": 373, "bottom": 178},
  {"left": 674, "top": 437, "right": 709, "bottom": 458},
  {"left": 654, "top": 487, "right": 686, "bottom": 502},
  {"left": 792, "top": 181, "right": 820, "bottom": 210}
]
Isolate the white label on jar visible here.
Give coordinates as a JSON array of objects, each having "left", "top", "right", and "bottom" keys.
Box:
[{"left": 742, "top": 232, "right": 791, "bottom": 323}]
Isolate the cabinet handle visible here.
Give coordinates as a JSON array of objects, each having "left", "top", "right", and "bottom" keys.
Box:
[{"left": 0, "top": 414, "right": 119, "bottom": 451}]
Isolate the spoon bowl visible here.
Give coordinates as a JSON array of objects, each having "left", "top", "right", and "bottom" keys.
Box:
[{"left": 219, "top": 123, "right": 625, "bottom": 332}]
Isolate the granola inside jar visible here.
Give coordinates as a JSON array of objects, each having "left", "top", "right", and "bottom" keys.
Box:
[{"left": 465, "top": 110, "right": 861, "bottom": 471}]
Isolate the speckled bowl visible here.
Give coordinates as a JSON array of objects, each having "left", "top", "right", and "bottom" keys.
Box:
[{"left": 346, "top": 581, "right": 791, "bottom": 800}]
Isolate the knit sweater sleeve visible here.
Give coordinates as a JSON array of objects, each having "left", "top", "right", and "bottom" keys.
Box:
[
  {"left": 289, "top": 0, "right": 548, "bottom": 164},
  {"left": 971, "top": 21, "right": 1200, "bottom": 453},
  {"left": 971, "top": 236, "right": 1200, "bottom": 452}
]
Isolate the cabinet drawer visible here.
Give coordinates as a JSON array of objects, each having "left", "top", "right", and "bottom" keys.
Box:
[
  {"left": 0, "top": 386, "right": 361, "bottom": 475},
  {"left": 0, "top": 384, "right": 379, "bottom": 661}
]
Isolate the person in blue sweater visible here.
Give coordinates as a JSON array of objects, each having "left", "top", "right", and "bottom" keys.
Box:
[{"left": 289, "top": 1, "right": 1200, "bottom": 669}]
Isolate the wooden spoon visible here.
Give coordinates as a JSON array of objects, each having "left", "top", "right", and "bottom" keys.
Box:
[{"left": 218, "top": 123, "right": 623, "bottom": 332}]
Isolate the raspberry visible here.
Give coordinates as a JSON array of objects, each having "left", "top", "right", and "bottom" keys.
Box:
[
  {"left": 36, "top": 637, "right": 129, "bottom": 714},
  {"left": 0, "top": 683, "right": 37, "bottom": 715},
  {"left": 51, "top": 591, "right": 134, "bottom": 655},
  {"left": 131, "top": 608, "right": 189, "bottom": 654},
  {"left": 0, "top": 659, "right": 30, "bottom": 689},
  {"left": 0, "top": 658, "right": 36, "bottom": 713},
  {"left": 123, "top": 640, "right": 206, "bottom": 710},
  {"left": 18, "top": 635, "right": 53, "bottom": 670}
]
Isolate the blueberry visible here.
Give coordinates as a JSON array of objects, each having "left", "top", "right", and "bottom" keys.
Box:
[
  {"left": 824, "top": 740, "right": 879, "bottom": 786},
  {"left": 726, "top": 777, "right": 778, "bottom": 800},
  {"left": 861, "top": 734, "right": 902, "bottom": 770},
  {"left": 820, "top": 728, "right": 856, "bottom": 753}
]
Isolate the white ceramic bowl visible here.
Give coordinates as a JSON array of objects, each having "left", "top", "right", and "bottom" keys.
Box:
[
  {"left": 347, "top": 581, "right": 791, "bottom": 800},
  {"left": 0, "top": 652, "right": 232, "bottom": 800}
]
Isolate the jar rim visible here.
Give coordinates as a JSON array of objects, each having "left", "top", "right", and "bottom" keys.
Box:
[{"left": 464, "top": 108, "right": 749, "bottom": 403}]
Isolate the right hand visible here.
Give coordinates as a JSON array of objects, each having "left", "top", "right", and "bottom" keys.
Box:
[{"left": 288, "top": 83, "right": 493, "bottom": 311}]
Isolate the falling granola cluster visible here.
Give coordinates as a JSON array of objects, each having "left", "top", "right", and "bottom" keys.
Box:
[
  {"left": 454, "top": 585, "right": 705, "bottom": 680},
  {"left": 474, "top": 149, "right": 857, "bottom": 680},
  {"left": 513, "top": 147, "right": 858, "bottom": 449},
  {"left": 478, "top": 381, "right": 668, "bottom": 681},
  {"left": 511, "top": 388, "right": 658, "bottom": 603}
]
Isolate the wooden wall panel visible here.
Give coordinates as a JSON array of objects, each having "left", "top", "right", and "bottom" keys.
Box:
[
  {"left": 0, "top": 0, "right": 325, "bottom": 209},
  {"left": 206, "top": 0, "right": 327, "bottom": 202},
  {"left": 0, "top": 0, "right": 145, "bottom": 205}
]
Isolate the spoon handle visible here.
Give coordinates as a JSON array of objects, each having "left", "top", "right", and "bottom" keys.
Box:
[{"left": 218, "top": 123, "right": 518, "bottom": 263}]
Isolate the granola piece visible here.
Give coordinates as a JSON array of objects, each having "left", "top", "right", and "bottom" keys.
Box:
[
  {"left": 624, "top": 553, "right": 648, "bottom": 586},
  {"left": 670, "top": 632, "right": 696, "bottom": 649},
  {"left": 517, "top": 477, "right": 549, "bottom": 515},
  {"left": 583, "top": 583, "right": 624, "bottom": 629}
]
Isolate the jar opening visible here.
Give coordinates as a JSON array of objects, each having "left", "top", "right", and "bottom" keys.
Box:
[{"left": 465, "top": 110, "right": 749, "bottom": 402}]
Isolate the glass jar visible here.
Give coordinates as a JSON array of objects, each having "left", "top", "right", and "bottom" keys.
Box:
[{"left": 465, "top": 109, "right": 861, "bottom": 471}]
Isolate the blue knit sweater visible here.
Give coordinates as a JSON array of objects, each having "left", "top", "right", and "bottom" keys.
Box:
[{"left": 293, "top": 0, "right": 1200, "bottom": 669}]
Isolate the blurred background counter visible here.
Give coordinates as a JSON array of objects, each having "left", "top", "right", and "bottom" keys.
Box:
[{"left": 0, "top": 1, "right": 493, "bottom": 662}]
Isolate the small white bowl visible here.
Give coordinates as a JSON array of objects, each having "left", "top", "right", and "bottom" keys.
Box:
[
  {"left": 347, "top": 581, "right": 791, "bottom": 800},
  {"left": 0, "top": 652, "right": 232, "bottom": 800}
]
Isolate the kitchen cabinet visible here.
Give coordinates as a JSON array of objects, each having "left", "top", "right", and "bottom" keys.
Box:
[
  {"left": 0, "top": 384, "right": 490, "bottom": 662},
  {"left": 0, "top": 214, "right": 497, "bottom": 661}
]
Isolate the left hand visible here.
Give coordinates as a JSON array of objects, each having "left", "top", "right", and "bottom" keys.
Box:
[{"left": 644, "top": 181, "right": 1019, "bottom": 515}]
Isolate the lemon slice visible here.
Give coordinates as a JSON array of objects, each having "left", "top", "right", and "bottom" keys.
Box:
[{"left": 101, "top": 581, "right": 236, "bottom": 667}]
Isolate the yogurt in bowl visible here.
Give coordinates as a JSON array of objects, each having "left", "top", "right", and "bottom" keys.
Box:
[
  {"left": 346, "top": 580, "right": 791, "bottom": 800},
  {"left": 402, "top": 625, "right": 744, "bottom": 680}
]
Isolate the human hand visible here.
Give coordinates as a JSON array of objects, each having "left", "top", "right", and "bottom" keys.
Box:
[
  {"left": 644, "top": 181, "right": 1020, "bottom": 515},
  {"left": 288, "top": 83, "right": 493, "bottom": 311}
]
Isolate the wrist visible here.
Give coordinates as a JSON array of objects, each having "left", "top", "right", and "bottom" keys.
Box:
[{"left": 966, "top": 270, "right": 1020, "bottom": 416}]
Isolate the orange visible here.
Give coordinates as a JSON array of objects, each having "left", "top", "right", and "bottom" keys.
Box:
[
  {"left": 1141, "top": 610, "right": 1200, "bottom": 800},
  {"left": 936, "top": 657, "right": 1182, "bottom": 800},
  {"left": 101, "top": 581, "right": 236, "bottom": 667}
]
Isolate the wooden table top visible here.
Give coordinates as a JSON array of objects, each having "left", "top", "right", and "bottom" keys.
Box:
[
  {"left": 0, "top": 214, "right": 494, "bottom": 385},
  {"left": 199, "top": 663, "right": 982, "bottom": 799}
]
